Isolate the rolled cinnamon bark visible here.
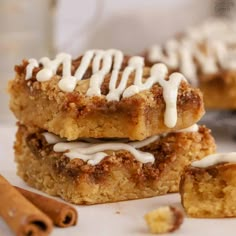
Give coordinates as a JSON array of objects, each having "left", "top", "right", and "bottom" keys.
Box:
[
  {"left": 15, "top": 187, "right": 78, "bottom": 227},
  {"left": 0, "top": 175, "right": 53, "bottom": 236}
]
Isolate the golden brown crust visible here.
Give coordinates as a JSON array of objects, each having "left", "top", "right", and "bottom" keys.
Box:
[
  {"left": 14, "top": 124, "right": 215, "bottom": 205},
  {"left": 180, "top": 163, "right": 236, "bottom": 218},
  {"left": 9, "top": 61, "right": 205, "bottom": 140}
]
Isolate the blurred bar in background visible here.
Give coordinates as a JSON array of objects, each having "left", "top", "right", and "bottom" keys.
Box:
[{"left": 0, "top": 0, "right": 56, "bottom": 123}]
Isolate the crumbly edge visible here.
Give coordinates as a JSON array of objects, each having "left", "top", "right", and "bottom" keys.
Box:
[{"left": 180, "top": 163, "right": 236, "bottom": 218}]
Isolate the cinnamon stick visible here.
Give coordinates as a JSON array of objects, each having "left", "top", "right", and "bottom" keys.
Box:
[
  {"left": 0, "top": 175, "right": 53, "bottom": 236},
  {"left": 15, "top": 187, "right": 78, "bottom": 228}
]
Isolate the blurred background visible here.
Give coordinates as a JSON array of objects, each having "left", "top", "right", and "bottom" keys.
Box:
[{"left": 0, "top": 0, "right": 235, "bottom": 124}]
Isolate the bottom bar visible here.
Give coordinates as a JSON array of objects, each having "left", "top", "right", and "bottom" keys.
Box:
[{"left": 14, "top": 124, "right": 215, "bottom": 205}]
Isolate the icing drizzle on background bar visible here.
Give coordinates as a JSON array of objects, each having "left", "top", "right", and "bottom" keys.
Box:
[
  {"left": 148, "top": 18, "right": 236, "bottom": 86},
  {"left": 25, "top": 49, "right": 187, "bottom": 128},
  {"left": 191, "top": 152, "right": 236, "bottom": 168}
]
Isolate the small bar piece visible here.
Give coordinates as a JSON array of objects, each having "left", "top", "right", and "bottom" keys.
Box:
[{"left": 180, "top": 153, "right": 236, "bottom": 218}]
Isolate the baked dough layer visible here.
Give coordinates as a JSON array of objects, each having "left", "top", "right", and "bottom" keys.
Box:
[
  {"left": 180, "top": 162, "right": 236, "bottom": 217},
  {"left": 9, "top": 61, "right": 204, "bottom": 141},
  {"left": 15, "top": 124, "right": 215, "bottom": 205}
]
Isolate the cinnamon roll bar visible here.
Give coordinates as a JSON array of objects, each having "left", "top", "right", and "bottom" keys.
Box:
[
  {"left": 15, "top": 124, "right": 215, "bottom": 204},
  {"left": 9, "top": 50, "right": 204, "bottom": 141},
  {"left": 9, "top": 49, "right": 215, "bottom": 204}
]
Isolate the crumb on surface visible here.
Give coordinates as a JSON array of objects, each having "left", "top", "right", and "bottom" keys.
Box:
[{"left": 144, "top": 206, "right": 184, "bottom": 234}]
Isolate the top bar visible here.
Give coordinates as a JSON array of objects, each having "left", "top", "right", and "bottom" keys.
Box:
[{"left": 8, "top": 49, "right": 204, "bottom": 140}]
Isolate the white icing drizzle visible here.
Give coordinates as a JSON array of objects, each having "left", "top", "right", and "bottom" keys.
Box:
[
  {"left": 42, "top": 132, "right": 66, "bottom": 144},
  {"left": 148, "top": 40, "right": 179, "bottom": 69},
  {"left": 42, "top": 124, "right": 198, "bottom": 166},
  {"left": 122, "top": 63, "right": 185, "bottom": 128},
  {"left": 129, "top": 135, "right": 159, "bottom": 149},
  {"left": 55, "top": 142, "right": 154, "bottom": 165},
  {"left": 192, "top": 152, "right": 236, "bottom": 168},
  {"left": 148, "top": 18, "right": 236, "bottom": 85},
  {"left": 175, "top": 124, "right": 199, "bottom": 133},
  {"left": 26, "top": 59, "right": 38, "bottom": 80},
  {"left": 43, "top": 132, "right": 157, "bottom": 165},
  {"left": 158, "top": 71, "right": 185, "bottom": 128},
  {"left": 186, "top": 18, "right": 236, "bottom": 43},
  {"left": 25, "top": 49, "right": 187, "bottom": 128}
]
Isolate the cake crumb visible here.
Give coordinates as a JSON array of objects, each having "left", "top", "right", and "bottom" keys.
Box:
[{"left": 144, "top": 206, "right": 184, "bottom": 234}]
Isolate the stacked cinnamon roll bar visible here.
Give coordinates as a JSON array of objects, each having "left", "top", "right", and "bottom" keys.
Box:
[{"left": 9, "top": 49, "right": 215, "bottom": 204}]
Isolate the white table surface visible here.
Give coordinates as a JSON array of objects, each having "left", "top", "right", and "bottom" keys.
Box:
[{"left": 0, "top": 123, "right": 236, "bottom": 236}]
